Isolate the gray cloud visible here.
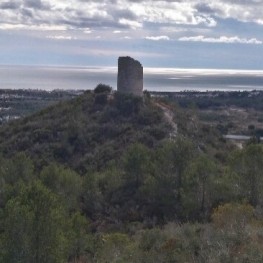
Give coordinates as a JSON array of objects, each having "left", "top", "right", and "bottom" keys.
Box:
[
  {"left": 220, "top": 0, "right": 262, "bottom": 6},
  {"left": 21, "top": 8, "right": 34, "bottom": 18},
  {"left": 0, "top": 0, "right": 21, "bottom": 10},
  {"left": 195, "top": 3, "right": 217, "bottom": 15},
  {"left": 0, "top": 0, "right": 263, "bottom": 33},
  {"left": 109, "top": 8, "right": 137, "bottom": 21},
  {"left": 0, "top": 1, "right": 21, "bottom": 10},
  {"left": 24, "top": 0, "right": 51, "bottom": 11}
]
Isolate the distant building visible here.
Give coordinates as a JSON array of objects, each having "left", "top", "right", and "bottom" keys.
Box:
[{"left": 117, "top": 56, "right": 143, "bottom": 97}]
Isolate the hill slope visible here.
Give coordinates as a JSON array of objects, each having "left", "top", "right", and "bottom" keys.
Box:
[{"left": 0, "top": 90, "right": 171, "bottom": 173}]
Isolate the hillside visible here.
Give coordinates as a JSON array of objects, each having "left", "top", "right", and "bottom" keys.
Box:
[
  {"left": 0, "top": 88, "right": 171, "bottom": 173},
  {"left": 1, "top": 87, "right": 263, "bottom": 262}
]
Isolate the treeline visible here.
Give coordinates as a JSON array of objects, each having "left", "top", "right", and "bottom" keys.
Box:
[
  {"left": 1, "top": 141, "right": 263, "bottom": 262},
  {"left": 156, "top": 90, "right": 263, "bottom": 110}
]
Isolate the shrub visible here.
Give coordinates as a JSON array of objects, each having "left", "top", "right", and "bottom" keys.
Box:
[{"left": 94, "top": 84, "right": 112, "bottom": 94}]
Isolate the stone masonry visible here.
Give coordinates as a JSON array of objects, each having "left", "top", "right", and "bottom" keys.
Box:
[{"left": 117, "top": 56, "right": 143, "bottom": 97}]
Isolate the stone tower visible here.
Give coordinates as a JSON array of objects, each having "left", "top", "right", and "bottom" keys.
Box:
[{"left": 117, "top": 56, "right": 143, "bottom": 97}]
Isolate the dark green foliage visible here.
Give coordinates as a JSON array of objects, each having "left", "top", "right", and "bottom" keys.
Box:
[
  {"left": 181, "top": 155, "right": 219, "bottom": 220},
  {"left": 114, "top": 92, "right": 143, "bottom": 116},
  {"left": 94, "top": 93, "right": 108, "bottom": 105},
  {"left": 94, "top": 84, "right": 112, "bottom": 94},
  {"left": 165, "top": 90, "right": 263, "bottom": 111},
  {"left": 123, "top": 143, "right": 150, "bottom": 188},
  {"left": 228, "top": 144, "right": 263, "bottom": 206},
  {"left": 0, "top": 91, "right": 170, "bottom": 173},
  {"left": 40, "top": 163, "right": 82, "bottom": 212},
  {"left": 1, "top": 89, "right": 263, "bottom": 262},
  {"left": 0, "top": 153, "right": 34, "bottom": 207},
  {"left": 1, "top": 181, "right": 68, "bottom": 263},
  {"left": 68, "top": 212, "right": 94, "bottom": 262},
  {"left": 140, "top": 138, "right": 196, "bottom": 221}
]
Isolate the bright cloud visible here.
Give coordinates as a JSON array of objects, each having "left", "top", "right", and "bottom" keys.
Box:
[
  {"left": 46, "top": 35, "right": 76, "bottom": 40},
  {"left": 118, "top": 18, "right": 142, "bottom": 29},
  {"left": 0, "top": 0, "right": 263, "bottom": 33},
  {"left": 1, "top": 0, "right": 263, "bottom": 69},
  {"left": 179, "top": 35, "right": 263, "bottom": 45},
  {"left": 0, "top": 0, "right": 235, "bottom": 32},
  {"left": 145, "top": 36, "right": 170, "bottom": 41}
]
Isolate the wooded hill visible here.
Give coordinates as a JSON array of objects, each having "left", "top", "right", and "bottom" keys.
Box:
[
  {"left": 1, "top": 85, "right": 263, "bottom": 263},
  {"left": 0, "top": 86, "right": 170, "bottom": 174}
]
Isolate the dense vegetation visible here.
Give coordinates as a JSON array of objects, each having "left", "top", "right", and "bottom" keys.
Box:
[
  {"left": 0, "top": 86, "right": 263, "bottom": 262},
  {"left": 154, "top": 90, "right": 263, "bottom": 110},
  {"left": 0, "top": 88, "right": 170, "bottom": 173}
]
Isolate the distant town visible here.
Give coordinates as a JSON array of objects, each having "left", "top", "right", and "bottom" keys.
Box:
[{"left": 0, "top": 89, "right": 83, "bottom": 124}]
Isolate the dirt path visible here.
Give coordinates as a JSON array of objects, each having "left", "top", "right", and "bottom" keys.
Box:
[{"left": 155, "top": 102, "right": 177, "bottom": 138}]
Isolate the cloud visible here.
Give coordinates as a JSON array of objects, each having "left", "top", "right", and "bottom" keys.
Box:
[
  {"left": 118, "top": 18, "right": 142, "bottom": 29},
  {"left": 0, "top": 0, "right": 263, "bottom": 39},
  {"left": 0, "top": 0, "right": 217, "bottom": 33},
  {"left": 145, "top": 35, "right": 170, "bottom": 41},
  {"left": 86, "top": 48, "right": 165, "bottom": 58},
  {"left": 83, "top": 29, "right": 92, "bottom": 34},
  {"left": 0, "top": 1, "right": 20, "bottom": 10},
  {"left": 0, "top": 24, "right": 67, "bottom": 31},
  {"left": 195, "top": 3, "right": 217, "bottom": 14},
  {"left": 46, "top": 35, "right": 76, "bottom": 40},
  {"left": 196, "top": 1, "right": 263, "bottom": 25},
  {"left": 178, "top": 35, "right": 263, "bottom": 45},
  {"left": 23, "top": 0, "right": 51, "bottom": 10}
]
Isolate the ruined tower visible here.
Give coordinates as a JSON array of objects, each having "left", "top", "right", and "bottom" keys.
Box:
[{"left": 117, "top": 56, "right": 143, "bottom": 97}]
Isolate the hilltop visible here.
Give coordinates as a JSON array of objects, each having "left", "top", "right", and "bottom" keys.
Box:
[{"left": 0, "top": 86, "right": 171, "bottom": 173}]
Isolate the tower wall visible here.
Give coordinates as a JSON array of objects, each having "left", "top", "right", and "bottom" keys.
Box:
[{"left": 117, "top": 56, "right": 143, "bottom": 97}]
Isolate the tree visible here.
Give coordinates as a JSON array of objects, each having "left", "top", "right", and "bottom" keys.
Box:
[
  {"left": 40, "top": 163, "right": 82, "bottom": 212},
  {"left": 0, "top": 152, "right": 34, "bottom": 185},
  {"left": 1, "top": 180, "right": 68, "bottom": 263},
  {"left": 229, "top": 144, "right": 263, "bottom": 206},
  {"left": 82, "top": 172, "right": 103, "bottom": 218},
  {"left": 68, "top": 212, "right": 94, "bottom": 262},
  {"left": 123, "top": 143, "right": 151, "bottom": 189},
  {"left": 181, "top": 155, "right": 218, "bottom": 220},
  {"left": 141, "top": 138, "right": 195, "bottom": 220},
  {"left": 0, "top": 153, "right": 34, "bottom": 207},
  {"left": 94, "top": 84, "right": 112, "bottom": 94},
  {"left": 155, "top": 138, "right": 195, "bottom": 204}
]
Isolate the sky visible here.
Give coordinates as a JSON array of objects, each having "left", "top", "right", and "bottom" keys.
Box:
[{"left": 1, "top": 0, "right": 263, "bottom": 69}]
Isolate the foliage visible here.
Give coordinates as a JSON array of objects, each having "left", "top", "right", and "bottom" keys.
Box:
[
  {"left": 0, "top": 90, "right": 170, "bottom": 173},
  {"left": 40, "top": 163, "right": 82, "bottom": 212},
  {"left": 94, "top": 84, "right": 112, "bottom": 94},
  {"left": 164, "top": 90, "right": 263, "bottom": 111},
  {"left": 212, "top": 203, "right": 254, "bottom": 229},
  {"left": 228, "top": 144, "right": 263, "bottom": 205},
  {"left": 0, "top": 89, "right": 263, "bottom": 262},
  {"left": 1, "top": 180, "right": 69, "bottom": 263},
  {"left": 181, "top": 155, "right": 219, "bottom": 220}
]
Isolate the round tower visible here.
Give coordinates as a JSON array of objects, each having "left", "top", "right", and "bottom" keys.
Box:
[{"left": 117, "top": 56, "right": 143, "bottom": 97}]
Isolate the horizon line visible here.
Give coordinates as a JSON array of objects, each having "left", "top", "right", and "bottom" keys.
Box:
[{"left": 1, "top": 63, "right": 263, "bottom": 73}]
